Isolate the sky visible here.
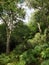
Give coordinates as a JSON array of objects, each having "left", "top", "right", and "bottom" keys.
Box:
[
  {"left": 0, "top": 19, "right": 3, "bottom": 24},
  {"left": 18, "top": 2, "right": 35, "bottom": 23},
  {"left": 23, "top": 6, "right": 34, "bottom": 23}
]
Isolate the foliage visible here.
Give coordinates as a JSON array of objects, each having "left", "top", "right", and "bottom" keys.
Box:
[
  {"left": 0, "top": 0, "right": 49, "bottom": 65},
  {"left": 41, "top": 60, "right": 49, "bottom": 65}
]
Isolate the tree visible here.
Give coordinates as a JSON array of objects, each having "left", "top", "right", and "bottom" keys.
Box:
[
  {"left": 0, "top": 0, "right": 25, "bottom": 54},
  {"left": 26, "top": 0, "right": 49, "bottom": 33}
]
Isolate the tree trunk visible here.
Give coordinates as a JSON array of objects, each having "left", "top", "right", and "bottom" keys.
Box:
[
  {"left": 37, "top": 23, "right": 42, "bottom": 33},
  {"left": 6, "top": 29, "right": 11, "bottom": 54},
  {"left": 6, "top": 12, "right": 13, "bottom": 54}
]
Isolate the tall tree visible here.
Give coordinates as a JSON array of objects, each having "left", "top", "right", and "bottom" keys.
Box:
[
  {"left": 26, "top": 0, "right": 49, "bottom": 33},
  {"left": 0, "top": 0, "right": 25, "bottom": 54}
]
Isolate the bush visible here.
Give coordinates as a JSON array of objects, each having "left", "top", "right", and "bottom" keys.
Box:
[
  {"left": 0, "top": 54, "right": 10, "bottom": 65},
  {"left": 19, "top": 49, "right": 37, "bottom": 65},
  {"left": 41, "top": 60, "right": 49, "bottom": 65},
  {"left": 41, "top": 48, "right": 49, "bottom": 59}
]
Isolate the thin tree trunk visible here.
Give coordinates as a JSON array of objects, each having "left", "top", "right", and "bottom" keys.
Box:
[
  {"left": 37, "top": 23, "right": 42, "bottom": 33},
  {"left": 6, "top": 11, "right": 13, "bottom": 54},
  {"left": 6, "top": 29, "right": 11, "bottom": 54}
]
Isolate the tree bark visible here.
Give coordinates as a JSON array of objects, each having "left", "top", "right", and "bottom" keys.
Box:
[
  {"left": 37, "top": 23, "right": 42, "bottom": 33},
  {"left": 6, "top": 29, "right": 11, "bottom": 54},
  {"left": 6, "top": 12, "right": 13, "bottom": 54}
]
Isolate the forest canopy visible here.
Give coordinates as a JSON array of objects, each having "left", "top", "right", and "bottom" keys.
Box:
[{"left": 0, "top": 0, "right": 49, "bottom": 65}]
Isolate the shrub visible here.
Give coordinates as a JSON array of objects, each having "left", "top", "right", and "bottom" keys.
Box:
[
  {"left": 0, "top": 54, "right": 10, "bottom": 65},
  {"left": 41, "top": 60, "right": 49, "bottom": 65}
]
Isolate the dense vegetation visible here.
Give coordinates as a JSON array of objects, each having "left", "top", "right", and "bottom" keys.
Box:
[{"left": 0, "top": 0, "right": 49, "bottom": 65}]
